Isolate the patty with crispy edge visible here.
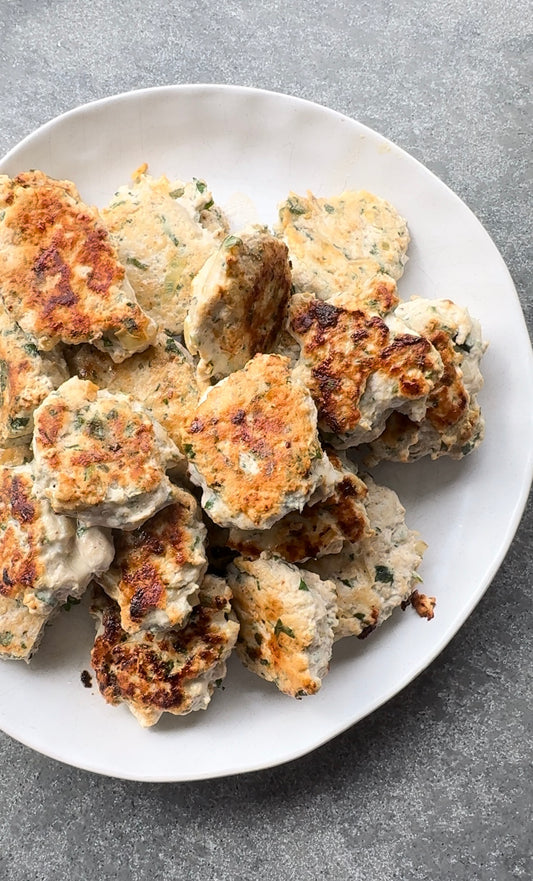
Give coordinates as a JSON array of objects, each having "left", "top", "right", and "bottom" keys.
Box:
[
  {"left": 277, "top": 190, "right": 409, "bottom": 301},
  {"left": 365, "top": 297, "right": 487, "bottom": 463},
  {"left": 228, "top": 450, "right": 370, "bottom": 563},
  {"left": 185, "top": 354, "right": 337, "bottom": 530},
  {"left": 0, "top": 306, "right": 68, "bottom": 445},
  {"left": 288, "top": 294, "right": 443, "bottom": 447},
  {"left": 184, "top": 228, "right": 292, "bottom": 384},
  {"left": 63, "top": 330, "right": 199, "bottom": 454},
  {"left": 32, "top": 377, "right": 181, "bottom": 530},
  {"left": 0, "top": 171, "right": 156, "bottom": 361},
  {"left": 304, "top": 474, "right": 427, "bottom": 640},
  {"left": 90, "top": 575, "right": 239, "bottom": 727},
  {"left": 0, "top": 463, "right": 114, "bottom": 659},
  {"left": 227, "top": 553, "right": 337, "bottom": 697},
  {"left": 95, "top": 485, "right": 208, "bottom": 633},
  {"left": 101, "top": 169, "right": 223, "bottom": 335}
]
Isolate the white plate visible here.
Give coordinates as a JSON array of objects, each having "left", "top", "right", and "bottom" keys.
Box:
[{"left": 0, "top": 85, "right": 531, "bottom": 782}]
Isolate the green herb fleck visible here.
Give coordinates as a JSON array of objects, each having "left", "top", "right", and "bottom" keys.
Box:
[
  {"left": 203, "top": 198, "right": 214, "bottom": 210},
  {"left": 298, "top": 579, "right": 309, "bottom": 592},
  {"left": 259, "top": 658, "right": 270, "bottom": 666},
  {"left": 286, "top": 197, "right": 306, "bottom": 216},
  {"left": 0, "top": 631, "right": 13, "bottom": 647},
  {"left": 195, "top": 179, "right": 207, "bottom": 193},
  {"left": 223, "top": 234, "right": 243, "bottom": 248},
  {"left": 204, "top": 498, "right": 215, "bottom": 510},
  {"left": 87, "top": 418, "right": 105, "bottom": 440},
  {"left": 9, "top": 416, "right": 29, "bottom": 432},
  {"left": 375, "top": 565, "right": 394, "bottom": 584},
  {"left": 169, "top": 187, "right": 185, "bottom": 199},
  {"left": 274, "top": 618, "right": 295, "bottom": 639},
  {"left": 126, "top": 256, "right": 149, "bottom": 271},
  {"left": 183, "top": 443, "right": 195, "bottom": 459},
  {"left": 0, "top": 360, "right": 8, "bottom": 396},
  {"left": 165, "top": 335, "right": 181, "bottom": 356},
  {"left": 62, "top": 596, "right": 81, "bottom": 612},
  {"left": 323, "top": 204, "right": 335, "bottom": 214},
  {"left": 23, "top": 342, "right": 40, "bottom": 357}
]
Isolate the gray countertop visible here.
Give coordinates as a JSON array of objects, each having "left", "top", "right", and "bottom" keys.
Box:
[{"left": 1, "top": 2, "right": 531, "bottom": 879}]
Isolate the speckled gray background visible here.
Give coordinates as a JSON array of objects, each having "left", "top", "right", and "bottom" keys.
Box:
[{"left": 1, "top": 1, "right": 532, "bottom": 879}]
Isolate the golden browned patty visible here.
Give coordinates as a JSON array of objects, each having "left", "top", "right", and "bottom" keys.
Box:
[
  {"left": 305, "top": 475, "right": 427, "bottom": 640},
  {"left": 0, "top": 306, "right": 68, "bottom": 445},
  {"left": 0, "top": 463, "right": 113, "bottom": 635},
  {"left": 0, "top": 171, "right": 156, "bottom": 361},
  {"left": 90, "top": 576, "right": 239, "bottom": 727},
  {"left": 185, "top": 354, "right": 336, "bottom": 529},
  {"left": 288, "top": 294, "right": 443, "bottom": 447},
  {"left": 64, "top": 331, "right": 200, "bottom": 453},
  {"left": 184, "top": 229, "right": 292, "bottom": 383},
  {"left": 101, "top": 170, "right": 221, "bottom": 335},
  {"left": 227, "top": 554, "right": 337, "bottom": 697},
  {"left": 277, "top": 190, "right": 409, "bottom": 302},
  {"left": 96, "top": 485, "right": 208, "bottom": 633},
  {"left": 228, "top": 450, "right": 370, "bottom": 562},
  {"left": 365, "top": 298, "right": 487, "bottom": 462},
  {"left": 32, "top": 377, "right": 180, "bottom": 529}
]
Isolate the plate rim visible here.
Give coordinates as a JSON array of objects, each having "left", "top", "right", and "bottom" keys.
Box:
[{"left": 1, "top": 83, "right": 532, "bottom": 782}]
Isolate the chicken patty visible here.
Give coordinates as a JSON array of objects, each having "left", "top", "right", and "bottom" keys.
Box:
[
  {"left": 96, "top": 485, "right": 207, "bottom": 633},
  {"left": 185, "top": 354, "right": 336, "bottom": 529},
  {"left": 305, "top": 475, "right": 427, "bottom": 640},
  {"left": 277, "top": 189, "right": 409, "bottom": 301},
  {"left": 32, "top": 377, "right": 181, "bottom": 529},
  {"left": 90, "top": 575, "right": 239, "bottom": 727},
  {"left": 64, "top": 330, "right": 200, "bottom": 454},
  {"left": 184, "top": 229, "right": 292, "bottom": 384},
  {"left": 227, "top": 554, "right": 337, "bottom": 697},
  {"left": 0, "top": 170, "right": 156, "bottom": 361},
  {"left": 0, "top": 463, "right": 113, "bottom": 657},
  {"left": 365, "top": 297, "right": 487, "bottom": 463},
  {"left": 228, "top": 450, "right": 370, "bottom": 563},
  {"left": 0, "top": 306, "right": 68, "bottom": 446},
  {"left": 288, "top": 294, "right": 443, "bottom": 447},
  {"left": 101, "top": 169, "right": 222, "bottom": 335}
]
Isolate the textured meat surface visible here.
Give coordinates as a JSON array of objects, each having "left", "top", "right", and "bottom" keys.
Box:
[
  {"left": 185, "top": 228, "right": 291, "bottom": 383},
  {"left": 227, "top": 554, "right": 337, "bottom": 697},
  {"left": 186, "top": 354, "right": 336, "bottom": 529},
  {"left": 289, "top": 294, "right": 443, "bottom": 446},
  {"left": 90, "top": 575, "right": 239, "bottom": 727},
  {"left": 32, "top": 377, "right": 180, "bottom": 529},
  {"left": 0, "top": 171, "right": 156, "bottom": 360},
  {"left": 96, "top": 485, "right": 207, "bottom": 632}
]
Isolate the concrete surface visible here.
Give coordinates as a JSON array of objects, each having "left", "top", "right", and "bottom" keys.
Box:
[{"left": 0, "top": 1, "right": 531, "bottom": 879}]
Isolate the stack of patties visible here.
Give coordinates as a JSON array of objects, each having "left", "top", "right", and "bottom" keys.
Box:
[
  {"left": 0, "top": 166, "right": 487, "bottom": 722},
  {"left": 0, "top": 168, "right": 241, "bottom": 726}
]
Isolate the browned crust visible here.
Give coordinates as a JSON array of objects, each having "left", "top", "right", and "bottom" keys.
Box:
[
  {"left": 0, "top": 171, "right": 153, "bottom": 348},
  {"left": 289, "top": 297, "right": 438, "bottom": 435},
  {"left": 105, "top": 491, "right": 203, "bottom": 628},
  {"left": 0, "top": 468, "right": 42, "bottom": 598},
  {"left": 33, "top": 380, "right": 167, "bottom": 509},
  {"left": 90, "top": 586, "right": 233, "bottom": 713},
  {"left": 186, "top": 355, "right": 323, "bottom": 526}
]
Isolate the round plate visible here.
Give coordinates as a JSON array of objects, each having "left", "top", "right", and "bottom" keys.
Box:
[{"left": 1, "top": 85, "right": 531, "bottom": 782}]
